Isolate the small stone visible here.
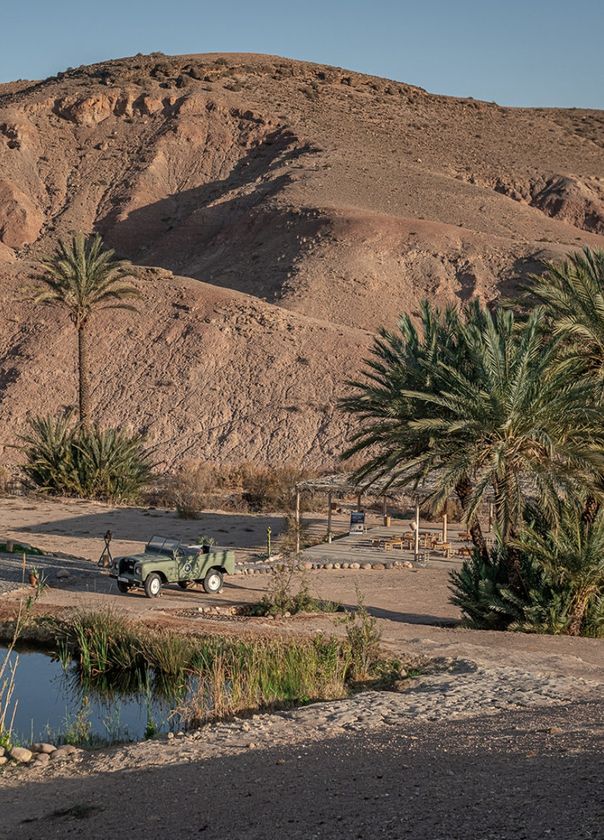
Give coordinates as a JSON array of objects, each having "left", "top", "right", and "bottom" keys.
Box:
[
  {"left": 247, "top": 742, "right": 257, "bottom": 749},
  {"left": 332, "top": 563, "right": 340, "bottom": 569},
  {"left": 10, "top": 747, "right": 33, "bottom": 763},
  {"left": 349, "top": 562, "right": 360, "bottom": 570},
  {"left": 0, "top": 756, "right": 8, "bottom": 766},
  {"left": 167, "top": 732, "right": 175, "bottom": 740},
  {"left": 56, "top": 570, "right": 70, "bottom": 580},
  {"left": 549, "top": 726, "right": 563, "bottom": 735},
  {"left": 361, "top": 563, "right": 372, "bottom": 570},
  {"left": 0, "top": 746, "right": 4, "bottom": 757},
  {"left": 302, "top": 562, "right": 313, "bottom": 570},
  {"left": 175, "top": 731, "right": 185, "bottom": 738},
  {"left": 372, "top": 563, "right": 386, "bottom": 570},
  {"left": 323, "top": 563, "right": 333, "bottom": 570},
  {"left": 31, "top": 742, "right": 56, "bottom": 754},
  {"left": 34, "top": 752, "right": 50, "bottom": 766}
]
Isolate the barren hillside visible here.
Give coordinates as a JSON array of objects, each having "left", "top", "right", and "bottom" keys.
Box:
[{"left": 0, "top": 52, "right": 603, "bottom": 468}]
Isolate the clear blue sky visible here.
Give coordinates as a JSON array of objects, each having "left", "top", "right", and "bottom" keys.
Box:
[{"left": 2, "top": 0, "right": 603, "bottom": 108}]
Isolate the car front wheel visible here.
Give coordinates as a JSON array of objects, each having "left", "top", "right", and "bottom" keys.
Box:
[
  {"left": 117, "top": 580, "right": 131, "bottom": 594},
  {"left": 202, "top": 569, "right": 224, "bottom": 594},
  {"left": 144, "top": 572, "right": 162, "bottom": 598}
]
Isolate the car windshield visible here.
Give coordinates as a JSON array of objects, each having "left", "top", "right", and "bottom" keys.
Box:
[{"left": 146, "top": 536, "right": 181, "bottom": 554}]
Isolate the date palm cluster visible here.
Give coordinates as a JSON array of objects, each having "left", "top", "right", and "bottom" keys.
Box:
[{"left": 341, "top": 248, "right": 604, "bottom": 636}]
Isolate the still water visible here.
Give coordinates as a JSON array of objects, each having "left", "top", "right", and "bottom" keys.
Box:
[{"left": 2, "top": 643, "right": 183, "bottom": 745}]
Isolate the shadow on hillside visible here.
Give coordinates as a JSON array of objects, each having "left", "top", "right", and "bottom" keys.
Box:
[{"left": 98, "top": 127, "right": 325, "bottom": 302}]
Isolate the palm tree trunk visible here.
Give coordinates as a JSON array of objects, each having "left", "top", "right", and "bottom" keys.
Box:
[
  {"left": 568, "top": 592, "right": 590, "bottom": 636},
  {"left": 455, "top": 477, "right": 488, "bottom": 561},
  {"left": 77, "top": 324, "right": 90, "bottom": 428}
]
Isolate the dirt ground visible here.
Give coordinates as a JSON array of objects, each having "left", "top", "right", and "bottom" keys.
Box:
[
  {"left": 1, "top": 702, "right": 602, "bottom": 840},
  {"left": 1, "top": 496, "right": 602, "bottom": 682}
]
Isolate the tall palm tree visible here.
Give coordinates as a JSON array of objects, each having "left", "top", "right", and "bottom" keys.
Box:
[
  {"left": 526, "top": 247, "right": 604, "bottom": 522},
  {"left": 33, "top": 234, "right": 140, "bottom": 427},
  {"left": 525, "top": 247, "right": 604, "bottom": 378},
  {"left": 342, "top": 302, "right": 604, "bottom": 578}
]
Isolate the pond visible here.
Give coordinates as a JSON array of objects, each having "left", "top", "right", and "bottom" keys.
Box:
[{"left": 1, "top": 643, "right": 185, "bottom": 746}]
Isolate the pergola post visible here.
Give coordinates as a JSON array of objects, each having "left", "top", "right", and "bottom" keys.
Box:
[
  {"left": 442, "top": 512, "right": 448, "bottom": 543},
  {"left": 295, "top": 489, "right": 301, "bottom": 554},
  {"left": 414, "top": 497, "right": 420, "bottom": 560},
  {"left": 356, "top": 492, "right": 362, "bottom": 512},
  {"left": 488, "top": 501, "right": 494, "bottom": 533},
  {"left": 327, "top": 490, "right": 333, "bottom": 543}
]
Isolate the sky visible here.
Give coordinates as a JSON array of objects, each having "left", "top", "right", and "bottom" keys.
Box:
[{"left": 2, "top": 0, "right": 603, "bottom": 108}]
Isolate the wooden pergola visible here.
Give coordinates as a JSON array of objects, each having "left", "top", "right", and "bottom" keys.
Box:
[{"left": 294, "top": 471, "right": 461, "bottom": 557}]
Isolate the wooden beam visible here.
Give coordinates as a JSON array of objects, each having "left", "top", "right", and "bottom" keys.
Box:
[
  {"left": 327, "top": 490, "right": 333, "bottom": 543},
  {"left": 295, "top": 490, "right": 301, "bottom": 554},
  {"left": 442, "top": 512, "right": 448, "bottom": 543},
  {"left": 414, "top": 498, "right": 420, "bottom": 560}
]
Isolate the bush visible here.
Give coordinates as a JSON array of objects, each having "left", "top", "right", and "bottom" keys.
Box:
[
  {"left": 20, "top": 414, "right": 153, "bottom": 503},
  {"left": 167, "top": 460, "right": 319, "bottom": 517},
  {"left": 249, "top": 559, "right": 340, "bottom": 617},
  {"left": 449, "top": 518, "right": 604, "bottom": 638}
]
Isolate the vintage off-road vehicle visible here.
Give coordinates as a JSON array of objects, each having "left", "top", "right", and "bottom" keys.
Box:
[{"left": 111, "top": 536, "right": 235, "bottom": 598}]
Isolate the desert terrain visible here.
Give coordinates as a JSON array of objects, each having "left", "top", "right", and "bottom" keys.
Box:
[{"left": 1, "top": 52, "right": 603, "bottom": 468}]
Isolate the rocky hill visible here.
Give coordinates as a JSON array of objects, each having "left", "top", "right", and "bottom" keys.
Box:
[{"left": 1, "top": 53, "right": 603, "bottom": 468}]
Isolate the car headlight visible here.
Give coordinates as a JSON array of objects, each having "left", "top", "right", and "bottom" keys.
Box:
[{"left": 134, "top": 564, "right": 142, "bottom": 575}]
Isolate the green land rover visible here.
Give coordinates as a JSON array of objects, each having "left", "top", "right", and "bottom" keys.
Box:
[{"left": 111, "top": 535, "right": 235, "bottom": 598}]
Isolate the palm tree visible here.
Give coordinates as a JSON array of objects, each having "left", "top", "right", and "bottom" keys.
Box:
[
  {"left": 341, "top": 300, "right": 490, "bottom": 555},
  {"left": 525, "top": 247, "right": 604, "bottom": 378},
  {"left": 514, "top": 501, "right": 604, "bottom": 636},
  {"left": 342, "top": 302, "right": 604, "bottom": 578},
  {"left": 33, "top": 234, "right": 140, "bottom": 427}
]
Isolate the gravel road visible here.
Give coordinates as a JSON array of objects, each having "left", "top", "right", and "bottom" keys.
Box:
[{"left": 1, "top": 701, "right": 602, "bottom": 840}]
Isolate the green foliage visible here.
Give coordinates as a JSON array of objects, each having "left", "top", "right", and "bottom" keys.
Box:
[
  {"left": 524, "top": 247, "right": 604, "bottom": 378},
  {"left": 20, "top": 414, "right": 153, "bottom": 503},
  {"left": 33, "top": 233, "right": 139, "bottom": 330},
  {"left": 342, "top": 301, "right": 604, "bottom": 543},
  {"left": 339, "top": 589, "right": 382, "bottom": 681},
  {"left": 249, "top": 561, "right": 340, "bottom": 617},
  {"left": 450, "top": 505, "right": 604, "bottom": 637}
]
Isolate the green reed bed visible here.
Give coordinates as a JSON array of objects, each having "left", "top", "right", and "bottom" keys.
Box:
[{"left": 54, "top": 609, "right": 392, "bottom": 726}]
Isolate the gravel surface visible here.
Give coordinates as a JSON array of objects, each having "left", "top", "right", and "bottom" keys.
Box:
[{"left": 1, "top": 701, "right": 602, "bottom": 839}]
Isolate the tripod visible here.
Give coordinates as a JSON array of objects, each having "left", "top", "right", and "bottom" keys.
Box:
[{"left": 97, "top": 530, "right": 114, "bottom": 568}]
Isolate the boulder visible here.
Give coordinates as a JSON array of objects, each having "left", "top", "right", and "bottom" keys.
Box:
[
  {"left": 10, "top": 747, "right": 33, "bottom": 763},
  {"left": 31, "top": 742, "right": 56, "bottom": 754}
]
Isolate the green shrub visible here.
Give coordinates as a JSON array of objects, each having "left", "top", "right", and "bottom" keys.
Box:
[
  {"left": 449, "top": 510, "right": 604, "bottom": 638},
  {"left": 20, "top": 414, "right": 153, "bottom": 503}
]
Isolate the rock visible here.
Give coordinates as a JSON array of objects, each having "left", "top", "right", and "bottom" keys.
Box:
[
  {"left": 349, "top": 562, "right": 360, "bottom": 570},
  {"left": 51, "top": 747, "right": 75, "bottom": 761},
  {"left": 31, "top": 742, "right": 56, "bottom": 754},
  {"left": 247, "top": 742, "right": 257, "bottom": 749},
  {"left": 34, "top": 752, "right": 50, "bottom": 766},
  {"left": 175, "top": 731, "right": 185, "bottom": 738},
  {"left": 10, "top": 747, "right": 33, "bottom": 763},
  {"left": 302, "top": 562, "right": 313, "bottom": 570},
  {"left": 361, "top": 563, "right": 373, "bottom": 570},
  {"left": 0, "top": 179, "right": 44, "bottom": 249},
  {"left": 372, "top": 563, "right": 386, "bottom": 570},
  {"left": 167, "top": 732, "right": 175, "bottom": 740},
  {"left": 323, "top": 563, "right": 333, "bottom": 570},
  {"left": 0, "top": 746, "right": 4, "bottom": 757},
  {"left": 56, "top": 569, "right": 70, "bottom": 580},
  {"left": 332, "top": 563, "right": 341, "bottom": 569},
  {"left": 0, "top": 756, "right": 8, "bottom": 766}
]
